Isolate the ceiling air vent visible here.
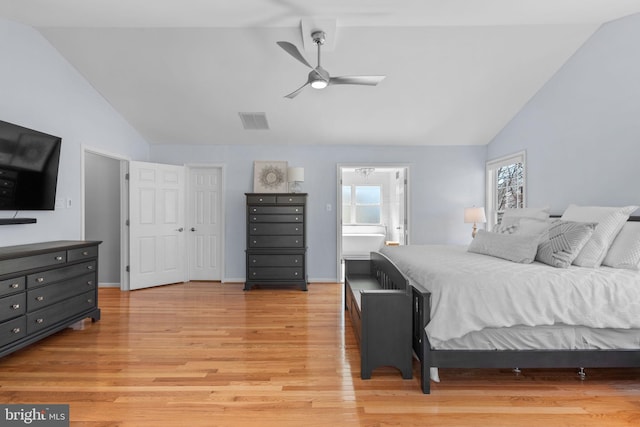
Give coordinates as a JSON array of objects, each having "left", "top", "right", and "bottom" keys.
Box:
[{"left": 239, "top": 112, "right": 269, "bottom": 130}]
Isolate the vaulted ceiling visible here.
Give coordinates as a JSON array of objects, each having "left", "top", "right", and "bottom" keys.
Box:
[{"left": 3, "top": 1, "right": 640, "bottom": 146}]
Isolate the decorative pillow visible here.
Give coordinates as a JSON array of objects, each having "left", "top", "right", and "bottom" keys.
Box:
[
  {"left": 494, "top": 223, "right": 519, "bottom": 234},
  {"left": 535, "top": 221, "right": 596, "bottom": 268},
  {"left": 468, "top": 230, "right": 539, "bottom": 263},
  {"left": 516, "top": 218, "right": 553, "bottom": 236},
  {"left": 602, "top": 222, "right": 640, "bottom": 270},
  {"left": 502, "top": 207, "right": 550, "bottom": 221},
  {"left": 561, "top": 205, "right": 638, "bottom": 267}
]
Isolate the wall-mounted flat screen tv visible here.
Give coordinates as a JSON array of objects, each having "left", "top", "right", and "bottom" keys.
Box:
[{"left": 0, "top": 120, "right": 62, "bottom": 211}]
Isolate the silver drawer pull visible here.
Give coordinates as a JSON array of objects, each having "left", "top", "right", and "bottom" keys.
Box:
[
  {"left": 288, "top": 198, "right": 293, "bottom": 202},
  {"left": 253, "top": 241, "right": 257, "bottom": 244},
  {"left": 295, "top": 208, "right": 299, "bottom": 212},
  {"left": 36, "top": 277, "right": 45, "bottom": 283},
  {"left": 87, "top": 299, "right": 93, "bottom": 303},
  {"left": 252, "top": 259, "right": 256, "bottom": 263},
  {"left": 36, "top": 296, "right": 44, "bottom": 301},
  {"left": 252, "top": 208, "right": 257, "bottom": 212},
  {"left": 295, "top": 217, "right": 299, "bottom": 221},
  {"left": 12, "top": 327, "right": 21, "bottom": 334},
  {"left": 87, "top": 265, "right": 94, "bottom": 270},
  {"left": 253, "top": 228, "right": 257, "bottom": 231},
  {"left": 294, "top": 272, "right": 299, "bottom": 276},
  {"left": 295, "top": 259, "right": 299, "bottom": 263},
  {"left": 11, "top": 304, "right": 20, "bottom": 309},
  {"left": 55, "top": 256, "right": 63, "bottom": 261},
  {"left": 252, "top": 272, "right": 257, "bottom": 276},
  {"left": 87, "top": 281, "right": 94, "bottom": 286},
  {"left": 36, "top": 318, "right": 44, "bottom": 324},
  {"left": 82, "top": 251, "right": 89, "bottom": 256},
  {"left": 10, "top": 283, "right": 19, "bottom": 289}
]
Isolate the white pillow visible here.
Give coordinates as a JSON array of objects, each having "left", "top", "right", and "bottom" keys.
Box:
[
  {"left": 602, "top": 222, "right": 640, "bottom": 270},
  {"left": 561, "top": 204, "right": 638, "bottom": 267},
  {"left": 502, "top": 207, "right": 550, "bottom": 221},
  {"left": 468, "top": 230, "right": 539, "bottom": 263}
]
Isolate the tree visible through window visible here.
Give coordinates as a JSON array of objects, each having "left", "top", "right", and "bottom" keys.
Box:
[{"left": 486, "top": 152, "right": 526, "bottom": 227}]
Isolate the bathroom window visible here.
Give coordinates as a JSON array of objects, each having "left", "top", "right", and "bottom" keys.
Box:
[{"left": 342, "top": 185, "right": 381, "bottom": 224}]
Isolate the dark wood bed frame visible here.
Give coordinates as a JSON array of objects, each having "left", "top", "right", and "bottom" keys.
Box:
[{"left": 372, "top": 216, "right": 640, "bottom": 394}]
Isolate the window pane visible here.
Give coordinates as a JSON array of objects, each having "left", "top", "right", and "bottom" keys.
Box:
[
  {"left": 356, "top": 206, "right": 380, "bottom": 223},
  {"left": 342, "top": 186, "right": 351, "bottom": 204},
  {"left": 355, "top": 186, "right": 380, "bottom": 204},
  {"left": 496, "top": 162, "right": 524, "bottom": 211},
  {"left": 342, "top": 206, "right": 351, "bottom": 224}
]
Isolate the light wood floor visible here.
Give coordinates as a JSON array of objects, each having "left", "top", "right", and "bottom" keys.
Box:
[{"left": 0, "top": 282, "right": 638, "bottom": 426}]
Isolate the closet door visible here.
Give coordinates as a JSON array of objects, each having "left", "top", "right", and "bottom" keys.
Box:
[{"left": 129, "top": 161, "right": 186, "bottom": 290}]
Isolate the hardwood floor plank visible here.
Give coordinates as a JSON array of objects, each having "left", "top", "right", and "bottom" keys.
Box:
[{"left": 0, "top": 282, "right": 638, "bottom": 426}]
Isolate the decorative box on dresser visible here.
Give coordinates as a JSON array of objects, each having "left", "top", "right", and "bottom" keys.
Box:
[
  {"left": 245, "top": 193, "right": 307, "bottom": 291},
  {"left": 0, "top": 240, "right": 101, "bottom": 358}
]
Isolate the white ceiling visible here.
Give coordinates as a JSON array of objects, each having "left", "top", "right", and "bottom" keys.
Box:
[{"left": 3, "top": 0, "right": 640, "bottom": 146}]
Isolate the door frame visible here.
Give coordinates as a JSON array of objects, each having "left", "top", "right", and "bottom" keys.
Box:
[
  {"left": 185, "top": 164, "right": 226, "bottom": 282},
  {"left": 336, "top": 163, "right": 411, "bottom": 281},
  {"left": 81, "top": 146, "right": 130, "bottom": 291}
]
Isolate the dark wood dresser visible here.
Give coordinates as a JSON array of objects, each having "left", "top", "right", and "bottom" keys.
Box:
[
  {"left": 245, "top": 193, "right": 307, "bottom": 291},
  {"left": 0, "top": 240, "right": 101, "bottom": 357}
]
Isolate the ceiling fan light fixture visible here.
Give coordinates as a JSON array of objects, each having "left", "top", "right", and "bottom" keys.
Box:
[{"left": 310, "top": 78, "right": 328, "bottom": 89}]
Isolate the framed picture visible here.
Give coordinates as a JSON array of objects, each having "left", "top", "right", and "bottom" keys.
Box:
[{"left": 253, "top": 161, "right": 288, "bottom": 193}]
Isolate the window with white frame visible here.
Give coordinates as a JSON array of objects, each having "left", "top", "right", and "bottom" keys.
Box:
[
  {"left": 342, "top": 185, "right": 382, "bottom": 224},
  {"left": 486, "top": 151, "right": 526, "bottom": 228}
]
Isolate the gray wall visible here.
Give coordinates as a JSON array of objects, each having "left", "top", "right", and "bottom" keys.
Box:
[
  {"left": 85, "top": 152, "right": 121, "bottom": 285},
  {"left": 151, "top": 144, "right": 487, "bottom": 281},
  {"left": 0, "top": 18, "right": 150, "bottom": 247},
  {"left": 487, "top": 13, "right": 640, "bottom": 214}
]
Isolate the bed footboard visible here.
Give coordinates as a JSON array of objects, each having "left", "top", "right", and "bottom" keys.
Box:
[{"left": 410, "top": 282, "right": 640, "bottom": 394}]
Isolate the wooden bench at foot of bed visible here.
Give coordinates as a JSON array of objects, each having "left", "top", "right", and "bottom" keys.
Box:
[{"left": 344, "top": 254, "right": 413, "bottom": 380}]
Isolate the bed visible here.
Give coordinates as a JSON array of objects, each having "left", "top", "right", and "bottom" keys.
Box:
[{"left": 376, "top": 206, "right": 640, "bottom": 394}]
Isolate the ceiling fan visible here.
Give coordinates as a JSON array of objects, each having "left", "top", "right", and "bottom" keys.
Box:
[{"left": 277, "top": 31, "right": 386, "bottom": 99}]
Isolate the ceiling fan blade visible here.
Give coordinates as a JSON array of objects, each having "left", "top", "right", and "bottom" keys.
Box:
[
  {"left": 276, "top": 41, "right": 312, "bottom": 69},
  {"left": 284, "top": 81, "right": 309, "bottom": 99},
  {"left": 329, "top": 76, "right": 386, "bottom": 86}
]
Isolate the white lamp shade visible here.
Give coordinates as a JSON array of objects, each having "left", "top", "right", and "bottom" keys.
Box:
[
  {"left": 288, "top": 167, "right": 304, "bottom": 182},
  {"left": 464, "top": 207, "right": 486, "bottom": 223}
]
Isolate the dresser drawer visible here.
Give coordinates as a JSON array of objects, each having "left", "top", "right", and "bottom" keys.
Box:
[
  {"left": 0, "top": 293, "right": 26, "bottom": 322},
  {"left": 249, "top": 214, "right": 304, "bottom": 223},
  {"left": 248, "top": 267, "right": 304, "bottom": 280},
  {"left": 248, "top": 254, "right": 304, "bottom": 267},
  {"left": 27, "top": 273, "right": 97, "bottom": 311},
  {"left": 249, "top": 236, "right": 304, "bottom": 248},
  {"left": 27, "top": 290, "right": 96, "bottom": 334},
  {"left": 247, "top": 195, "right": 276, "bottom": 204},
  {"left": 249, "top": 223, "right": 303, "bottom": 235},
  {"left": 67, "top": 245, "right": 98, "bottom": 262},
  {"left": 26, "top": 261, "right": 96, "bottom": 288},
  {"left": 0, "top": 276, "right": 25, "bottom": 297},
  {"left": 0, "top": 251, "right": 67, "bottom": 274},
  {"left": 276, "top": 195, "right": 306, "bottom": 204},
  {"left": 0, "top": 316, "right": 26, "bottom": 347},
  {"left": 249, "top": 206, "right": 304, "bottom": 214}
]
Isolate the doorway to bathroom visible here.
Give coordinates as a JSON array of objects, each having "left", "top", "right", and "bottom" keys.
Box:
[{"left": 337, "top": 164, "right": 410, "bottom": 281}]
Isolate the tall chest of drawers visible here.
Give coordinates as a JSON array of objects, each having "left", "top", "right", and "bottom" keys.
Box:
[
  {"left": 245, "top": 193, "right": 307, "bottom": 291},
  {"left": 0, "top": 240, "right": 101, "bottom": 358}
]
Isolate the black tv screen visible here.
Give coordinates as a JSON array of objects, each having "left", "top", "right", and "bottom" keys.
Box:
[{"left": 0, "top": 120, "right": 62, "bottom": 211}]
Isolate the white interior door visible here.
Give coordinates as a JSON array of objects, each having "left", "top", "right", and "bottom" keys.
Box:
[
  {"left": 187, "top": 166, "right": 223, "bottom": 281},
  {"left": 129, "top": 161, "right": 186, "bottom": 290}
]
